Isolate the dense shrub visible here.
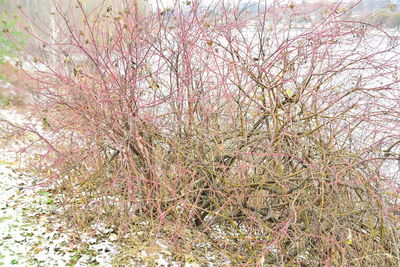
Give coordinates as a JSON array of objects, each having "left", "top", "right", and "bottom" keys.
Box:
[{"left": 2, "top": 0, "right": 399, "bottom": 265}]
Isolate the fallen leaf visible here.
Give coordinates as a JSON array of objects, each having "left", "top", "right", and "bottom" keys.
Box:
[{"left": 109, "top": 233, "right": 118, "bottom": 242}]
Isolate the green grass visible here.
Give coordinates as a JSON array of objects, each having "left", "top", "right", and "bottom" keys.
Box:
[
  {"left": 0, "top": 3, "right": 27, "bottom": 63},
  {"left": 0, "top": 96, "right": 10, "bottom": 106},
  {"left": 0, "top": 217, "right": 11, "bottom": 223}
]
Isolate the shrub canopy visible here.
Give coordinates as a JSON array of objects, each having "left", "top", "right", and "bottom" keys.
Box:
[{"left": 2, "top": 0, "right": 399, "bottom": 265}]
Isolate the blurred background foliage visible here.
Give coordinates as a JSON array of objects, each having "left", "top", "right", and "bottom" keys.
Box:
[{"left": 0, "top": 0, "right": 26, "bottom": 64}]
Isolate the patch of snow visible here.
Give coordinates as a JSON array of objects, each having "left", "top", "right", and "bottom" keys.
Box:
[{"left": 0, "top": 109, "right": 120, "bottom": 266}]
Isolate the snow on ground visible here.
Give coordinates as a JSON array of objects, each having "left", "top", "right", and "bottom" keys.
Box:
[
  {"left": 0, "top": 108, "right": 208, "bottom": 266},
  {"left": 0, "top": 162, "right": 115, "bottom": 266},
  {"left": 0, "top": 109, "right": 118, "bottom": 266}
]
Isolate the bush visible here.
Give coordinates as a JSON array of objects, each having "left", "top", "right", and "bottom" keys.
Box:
[{"left": 3, "top": 0, "right": 400, "bottom": 265}]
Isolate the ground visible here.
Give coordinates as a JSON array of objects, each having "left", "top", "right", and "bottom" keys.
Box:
[{"left": 0, "top": 109, "right": 118, "bottom": 266}]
